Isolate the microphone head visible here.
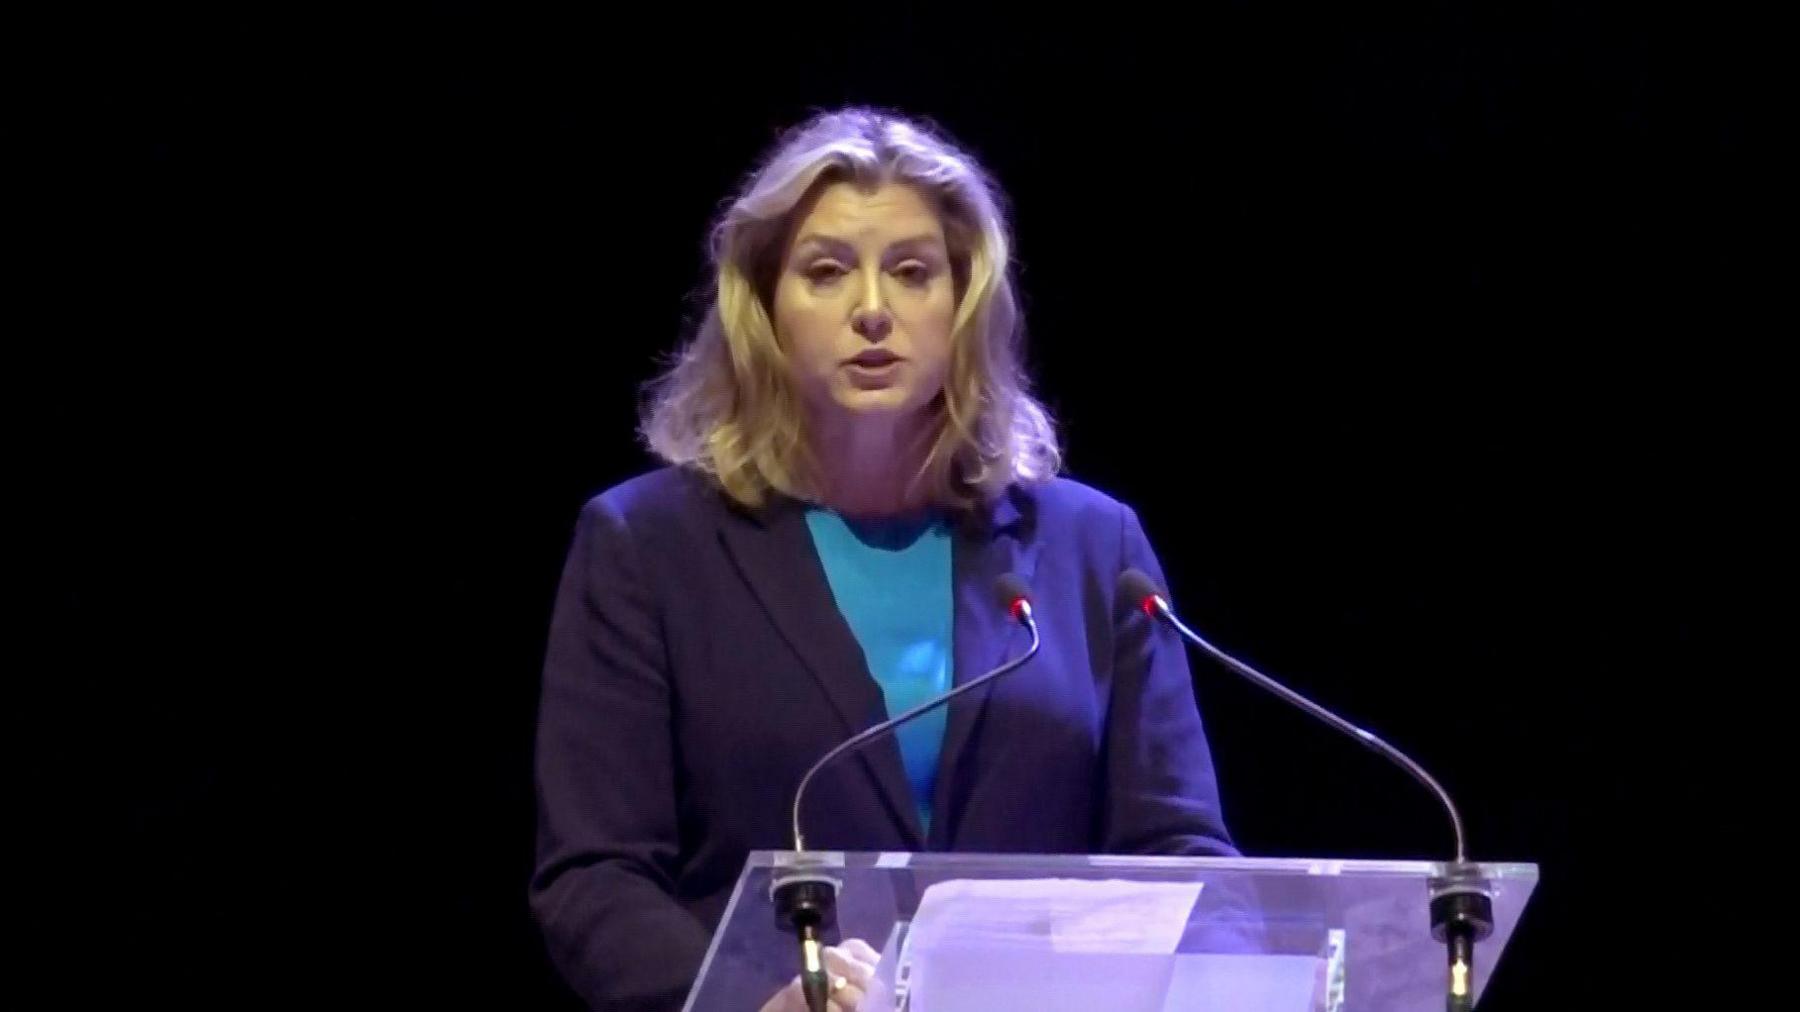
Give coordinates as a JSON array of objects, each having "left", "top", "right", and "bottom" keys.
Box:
[
  {"left": 1118, "top": 568, "right": 1167, "bottom": 617},
  {"left": 994, "top": 573, "right": 1033, "bottom": 622}
]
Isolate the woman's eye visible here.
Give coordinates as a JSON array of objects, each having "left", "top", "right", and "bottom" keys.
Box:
[
  {"left": 894, "top": 262, "right": 932, "bottom": 285},
  {"left": 806, "top": 262, "right": 846, "bottom": 283}
]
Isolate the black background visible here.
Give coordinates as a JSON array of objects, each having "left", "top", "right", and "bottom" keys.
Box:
[{"left": 76, "top": 5, "right": 1765, "bottom": 1007}]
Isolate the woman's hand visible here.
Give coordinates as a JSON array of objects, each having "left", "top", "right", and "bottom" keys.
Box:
[{"left": 757, "top": 938, "right": 882, "bottom": 1011}]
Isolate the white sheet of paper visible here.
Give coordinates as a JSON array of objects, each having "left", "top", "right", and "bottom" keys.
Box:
[
  {"left": 890, "top": 879, "right": 1203, "bottom": 1012},
  {"left": 863, "top": 880, "right": 1324, "bottom": 1012},
  {"left": 905, "top": 877, "right": 1203, "bottom": 954}
]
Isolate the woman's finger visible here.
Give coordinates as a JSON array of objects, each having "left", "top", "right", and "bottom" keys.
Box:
[
  {"left": 823, "top": 946, "right": 875, "bottom": 988},
  {"left": 838, "top": 937, "right": 883, "bottom": 966},
  {"left": 827, "top": 977, "right": 866, "bottom": 1011}
]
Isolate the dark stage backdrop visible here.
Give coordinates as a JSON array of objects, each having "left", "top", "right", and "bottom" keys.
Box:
[{"left": 78, "top": 6, "right": 1762, "bottom": 1008}]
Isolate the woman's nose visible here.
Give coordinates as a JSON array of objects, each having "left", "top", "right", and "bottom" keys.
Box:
[
  {"left": 851, "top": 274, "right": 892, "bottom": 341},
  {"left": 851, "top": 307, "right": 892, "bottom": 341}
]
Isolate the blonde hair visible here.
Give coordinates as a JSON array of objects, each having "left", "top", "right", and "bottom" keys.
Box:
[{"left": 639, "top": 106, "right": 1061, "bottom": 514}]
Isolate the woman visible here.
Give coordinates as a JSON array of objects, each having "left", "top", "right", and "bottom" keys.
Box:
[{"left": 530, "top": 107, "right": 1236, "bottom": 1011}]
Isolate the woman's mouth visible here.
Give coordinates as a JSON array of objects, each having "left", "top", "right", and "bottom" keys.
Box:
[{"left": 848, "top": 350, "right": 901, "bottom": 368}]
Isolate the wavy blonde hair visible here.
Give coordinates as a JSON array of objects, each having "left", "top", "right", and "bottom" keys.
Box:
[{"left": 639, "top": 106, "right": 1061, "bottom": 514}]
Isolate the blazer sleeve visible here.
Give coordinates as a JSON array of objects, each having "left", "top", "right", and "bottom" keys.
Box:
[
  {"left": 530, "top": 495, "right": 712, "bottom": 1010},
  {"left": 1099, "top": 502, "right": 1240, "bottom": 857}
]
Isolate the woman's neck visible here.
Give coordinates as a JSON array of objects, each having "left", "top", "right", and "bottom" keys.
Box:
[{"left": 810, "top": 414, "right": 933, "bottom": 520}]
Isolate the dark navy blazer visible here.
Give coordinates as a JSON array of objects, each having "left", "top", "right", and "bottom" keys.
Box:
[{"left": 529, "top": 466, "right": 1236, "bottom": 1010}]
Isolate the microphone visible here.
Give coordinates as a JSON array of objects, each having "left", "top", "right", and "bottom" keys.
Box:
[
  {"left": 771, "top": 573, "right": 1041, "bottom": 1012},
  {"left": 788, "top": 572, "right": 1038, "bottom": 852},
  {"left": 1119, "top": 567, "right": 1495, "bottom": 1012}
]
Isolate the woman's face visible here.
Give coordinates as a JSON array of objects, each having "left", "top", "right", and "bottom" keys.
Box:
[{"left": 772, "top": 180, "right": 957, "bottom": 440}]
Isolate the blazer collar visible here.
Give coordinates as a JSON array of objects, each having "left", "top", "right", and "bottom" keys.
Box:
[
  {"left": 934, "top": 486, "right": 1038, "bottom": 849},
  {"left": 716, "top": 484, "right": 1038, "bottom": 851}
]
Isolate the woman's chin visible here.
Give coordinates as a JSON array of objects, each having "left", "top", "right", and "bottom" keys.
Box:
[{"left": 833, "top": 386, "right": 919, "bottom": 417}]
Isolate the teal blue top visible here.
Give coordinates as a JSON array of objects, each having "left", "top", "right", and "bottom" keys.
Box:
[{"left": 804, "top": 507, "right": 954, "bottom": 837}]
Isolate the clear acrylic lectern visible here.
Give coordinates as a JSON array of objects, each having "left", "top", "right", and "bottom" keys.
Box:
[{"left": 684, "top": 851, "right": 1537, "bottom": 1011}]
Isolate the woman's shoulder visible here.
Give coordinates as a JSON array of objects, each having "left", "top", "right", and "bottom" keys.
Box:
[
  {"left": 1009, "top": 474, "right": 1141, "bottom": 529},
  {"left": 993, "top": 475, "right": 1162, "bottom": 563},
  {"left": 576, "top": 464, "right": 729, "bottom": 532},
  {"left": 1008, "top": 476, "right": 1176, "bottom": 580}
]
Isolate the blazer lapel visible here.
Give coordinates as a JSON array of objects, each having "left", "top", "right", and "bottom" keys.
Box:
[
  {"left": 716, "top": 493, "right": 927, "bottom": 849},
  {"left": 930, "top": 488, "right": 1039, "bottom": 849}
]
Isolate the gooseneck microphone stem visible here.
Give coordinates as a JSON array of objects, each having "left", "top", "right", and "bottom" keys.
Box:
[
  {"left": 1121, "top": 568, "right": 1493, "bottom": 1012},
  {"left": 1147, "top": 596, "right": 1469, "bottom": 864},
  {"left": 790, "top": 605, "right": 1040, "bottom": 853},
  {"left": 773, "top": 577, "right": 1040, "bottom": 1012}
]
